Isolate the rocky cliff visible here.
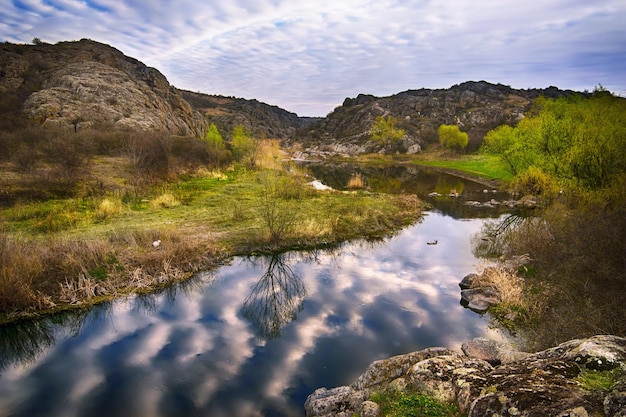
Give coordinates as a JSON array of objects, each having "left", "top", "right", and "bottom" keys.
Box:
[
  {"left": 0, "top": 39, "right": 205, "bottom": 135},
  {"left": 293, "top": 81, "right": 587, "bottom": 157},
  {"left": 305, "top": 335, "right": 626, "bottom": 417}
]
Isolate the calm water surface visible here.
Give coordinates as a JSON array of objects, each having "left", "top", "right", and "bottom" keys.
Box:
[{"left": 0, "top": 168, "right": 512, "bottom": 417}]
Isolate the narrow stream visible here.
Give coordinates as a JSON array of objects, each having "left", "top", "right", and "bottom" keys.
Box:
[{"left": 0, "top": 167, "right": 513, "bottom": 417}]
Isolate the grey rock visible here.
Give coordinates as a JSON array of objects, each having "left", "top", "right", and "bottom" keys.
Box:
[
  {"left": 305, "top": 335, "right": 626, "bottom": 417},
  {"left": 304, "top": 386, "right": 366, "bottom": 417},
  {"left": 604, "top": 381, "right": 626, "bottom": 416},
  {"left": 459, "top": 273, "right": 480, "bottom": 289},
  {"left": 460, "top": 286, "right": 500, "bottom": 313},
  {"left": 462, "top": 337, "right": 530, "bottom": 365},
  {"left": 360, "top": 400, "right": 381, "bottom": 417},
  {"left": 293, "top": 81, "right": 587, "bottom": 155}
]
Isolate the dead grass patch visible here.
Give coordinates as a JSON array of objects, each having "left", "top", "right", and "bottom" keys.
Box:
[
  {"left": 150, "top": 193, "right": 181, "bottom": 209},
  {"left": 346, "top": 173, "right": 365, "bottom": 189}
]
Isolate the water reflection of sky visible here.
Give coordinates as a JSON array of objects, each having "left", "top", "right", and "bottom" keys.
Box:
[{"left": 0, "top": 212, "right": 506, "bottom": 417}]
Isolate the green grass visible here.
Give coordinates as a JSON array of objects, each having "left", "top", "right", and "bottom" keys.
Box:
[
  {"left": 411, "top": 154, "right": 514, "bottom": 182},
  {"left": 0, "top": 167, "right": 422, "bottom": 322},
  {"left": 331, "top": 152, "right": 513, "bottom": 183},
  {"left": 575, "top": 367, "right": 623, "bottom": 392},
  {"left": 369, "top": 390, "right": 464, "bottom": 417}
]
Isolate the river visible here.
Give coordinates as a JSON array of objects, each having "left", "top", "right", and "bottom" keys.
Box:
[{"left": 0, "top": 166, "right": 512, "bottom": 417}]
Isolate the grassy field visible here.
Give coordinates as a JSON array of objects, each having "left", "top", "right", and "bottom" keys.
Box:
[
  {"left": 331, "top": 151, "right": 514, "bottom": 184},
  {"left": 410, "top": 152, "right": 514, "bottom": 182},
  {"left": 0, "top": 144, "right": 423, "bottom": 323}
]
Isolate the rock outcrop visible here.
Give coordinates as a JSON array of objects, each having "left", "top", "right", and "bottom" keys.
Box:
[
  {"left": 0, "top": 39, "right": 206, "bottom": 135},
  {"left": 305, "top": 335, "right": 626, "bottom": 417},
  {"left": 181, "top": 90, "right": 318, "bottom": 140},
  {"left": 293, "top": 81, "right": 587, "bottom": 157}
]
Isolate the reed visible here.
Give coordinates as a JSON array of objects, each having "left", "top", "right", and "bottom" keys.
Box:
[{"left": 346, "top": 173, "right": 365, "bottom": 189}]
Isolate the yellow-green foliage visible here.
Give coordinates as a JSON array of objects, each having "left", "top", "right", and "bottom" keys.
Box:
[
  {"left": 151, "top": 193, "right": 181, "bottom": 209},
  {"left": 438, "top": 124, "right": 469, "bottom": 153},
  {"left": 371, "top": 115, "right": 405, "bottom": 148},
  {"left": 482, "top": 94, "right": 626, "bottom": 190},
  {"left": 509, "top": 166, "right": 560, "bottom": 198},
  {"left": 96, "top": 197, "right": 124, "bottom": 219},
  {"left": 575, "top": 368, "right": 623, "bottom": 392}
]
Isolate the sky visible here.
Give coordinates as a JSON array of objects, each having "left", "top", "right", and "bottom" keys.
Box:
[{"left": 1, "top": 0, "right": 625, "bottom": 116}]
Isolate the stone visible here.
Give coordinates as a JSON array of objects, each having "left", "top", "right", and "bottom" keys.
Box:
[
  {"left": 604, "top": 381, "right": 626, "bottom": 416},
  {"left": 460, "top": 286, "right": 500, "bottom": 313},
  {"left": 459, "top": 273, "right": 480, "bottom": 289},
  {"left": 352, "top": 347, "right": 455, "bottom": 390},
  {"left": 360, "top": 400, "right": 380, "bottom": 417},
  {"left": 462, "top": 337, "right": 530, "bottom": 365},
  {"left": 406, "top": 354, "right": 493, "bottom": 411},
  {"left": 305, "top": 336, "right": 626, "bottom": 417},
  {"left": 304, "top": 386, "right": 366, "bottom": 417}
]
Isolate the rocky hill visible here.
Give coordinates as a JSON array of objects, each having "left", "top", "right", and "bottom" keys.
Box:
[
  {"left": 293, "top": 81, "right": 587, "bottom": 157},
  {"left": 0, "top": 39, "right": 206, "bottom": 135},
  {"left": 181, "top": 90, "right": 319, "bottom": 140},
  {"left": 1, "top": 39, "right": 589, "bottom": 154},
  {"left": 0, "top": 39, "right": 318, "bottom": 141}
]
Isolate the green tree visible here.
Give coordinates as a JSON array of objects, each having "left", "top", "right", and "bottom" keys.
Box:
[
  {"left": 371, "top": 116, "right": 405, "bottom": 149},
  {"left": 438, "top": 124, "right": 469, "bottom": 154},
  {"left": 231, "top": 125, "right": 257, "bottom": 168},
  {"left": 202, "top": 123, "right": 230, "bottom": 168},
  {"left": 481, "top": 95, "right": 626, "bottom": 189}
]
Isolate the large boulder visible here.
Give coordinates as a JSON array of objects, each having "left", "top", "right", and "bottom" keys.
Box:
[{"left": 305, "top": 335, "right": 626, "bottom": 417}]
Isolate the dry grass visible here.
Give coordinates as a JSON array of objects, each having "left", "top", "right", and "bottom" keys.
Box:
[
  {"left": 474, "top": 265, "right": 525, "bottom": 306},
  {"left": 478, "top": 190, "right": 626, "bottom": 351},
  {"left": 0, "top": 227, "right": 221, "bottom": 322},
  {"left": 150, "top": 193, "right": 181, "bottom": 209},
  {"left": 346, "top": 173, "right": 365, "bottom": 189},
  {"left": 95, "top": 197, "right": 124, "bottom": 219},
  {"left": 255, "top": 139, "right": 284, "bottom": 169}
]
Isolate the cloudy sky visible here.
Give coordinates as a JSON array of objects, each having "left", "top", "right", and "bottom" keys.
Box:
[{"left": 2, "top": 0, "right": 625, "bottom": 116}]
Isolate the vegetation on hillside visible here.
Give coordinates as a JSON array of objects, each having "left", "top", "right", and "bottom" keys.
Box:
[
  {"left": 477, "top": 92, "right": 626, "bottom": 350},
  {"left": 370, "top": 115, "right": 405, "bottom": 149},
  {"left": 438, "top": 124, "right": 469, "bottom": 155}
]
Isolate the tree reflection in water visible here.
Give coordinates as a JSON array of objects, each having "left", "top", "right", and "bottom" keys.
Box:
[
  {"left": 0, "top": 306, "right": 99, "bottom": 371},
  {"left": 240, "top": 253, "right": 308, "bottom": 341},
  {"left": 0, "top": 272, "right": 215, "bottom": 371}
]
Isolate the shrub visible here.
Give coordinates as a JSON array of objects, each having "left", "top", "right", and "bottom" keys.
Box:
[
  {"left": 150, "top": 193, "right": 181, "bottom": 209},
  {"left": 256, "top": 171, "right": 301, "bottom": 243},
  {"left": 96, "top": 197, "right": 124, "bottom": 219},
  {"left": 509, "top": 166, "right": 560, "bottom": 199}
]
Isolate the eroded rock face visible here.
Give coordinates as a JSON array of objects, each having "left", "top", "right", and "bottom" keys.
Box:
[
  {"left": 305, "top": 335, "right": 626, "bottom": 417},
  {"left": 0, "top": 39, "right": 205, "bottom": 135},
  {"left": 294, "top": 81, "right": 587, "bottom": 155}
]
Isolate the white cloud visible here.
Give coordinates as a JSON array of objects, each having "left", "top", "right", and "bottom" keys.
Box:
[{"left": 1, "top": 0, "right": 625, "bottom": 114}]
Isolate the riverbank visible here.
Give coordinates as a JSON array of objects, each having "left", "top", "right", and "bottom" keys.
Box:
[
  {"left": 320, "top": 151, "right": 513, "bottom": 188},
  {"left": 0, "top": 166, "right": 423, "bottom": 325}
]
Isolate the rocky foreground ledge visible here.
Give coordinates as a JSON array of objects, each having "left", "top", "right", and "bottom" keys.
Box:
[{"left": 305, "top": 335, "right": 626, "bottom": 417}]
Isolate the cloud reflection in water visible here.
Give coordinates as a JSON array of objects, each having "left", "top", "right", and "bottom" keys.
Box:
[{"left": 0, "top": 212, "right": 507, "bottom": 417}]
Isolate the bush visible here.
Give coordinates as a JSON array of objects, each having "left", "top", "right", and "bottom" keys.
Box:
[
  {"left": 256, "top": 171, "right": 301, "bottom": 243},
  {"left": 96, "top": 197, "right": 124, "bottom": 219},
  {"left": 509, "top": 166, "right": 560, "bottom": 199},
  {"left": 150, "top": 193, "right": 181, "bottom": 209}
]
